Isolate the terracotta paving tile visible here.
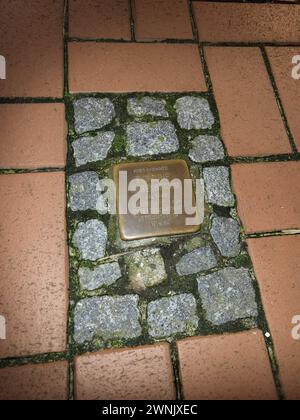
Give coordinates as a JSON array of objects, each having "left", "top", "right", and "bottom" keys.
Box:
[
  {"left": 177, "top": 330, "right": 277, "bottom": 400},
  {"left": 231, "top": 162, "right": 300, "bottom": 234},
  {"left": 0, "top": 172, "right": 68, "bottom": 358},
  {"left": 0, "top": 104, "right": 66, "bottom": 169},
  {"left": 68, "top": 43, "right": 206, "bottom": 93},
  {"left": 74, "top": 343, "right": 176, "bottom": 400},
  {"left": 134, "top": 0, "right": 193, "bottom": 41},
  {"left": 0, "top": 0, "right": 64, "bottom": 98},
  {"left": 205, "top": 47, "right": 291, "bottom": 157},
  {"left": 266, "top": 47, "right": 300, "bottom": 152},
  {"left": 247, "top": 236, "right": 300, "bottom": 400},
  {"left": 69, "top": 0, "right": 131, "bottom": 40},
  {"left": 0, "top": 361, "right": 68, "bottom": 400},
  {"left": 193, "top": 2, "right": 300, "bottom": 43}
]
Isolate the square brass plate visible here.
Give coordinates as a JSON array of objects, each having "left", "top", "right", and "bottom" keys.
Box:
[{"left": 113, "top": 159, "right": 201, "bottom": 241}]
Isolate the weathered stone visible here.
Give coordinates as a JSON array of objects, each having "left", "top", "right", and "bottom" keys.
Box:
[
  {"left": 125, "top": 248, "right": 167, "bottom": 292},
  {"left": 203, "top": 166, "right": 235, "bottom": 207},
  {"left": 73, "top": 219, "right": 107, "bottom": 261},
  {"left": 148, "top": 294, "right": 198, "bottom": 338},
  {"left": 174, "top": 96, "right": 214, "bottom": 130},
  {"left": 126, "top": 121, "right": 179, "bottom": 156},
  {"left": 73, "top": 98, "right": 115, "bottom": 134},
  {"left": 69, "top": 171, "right": 100, "bottom": 212},
  {"left": 197, "top": 267, "right": 258, "bottom": 325},
  {"left": 78, "top": 262, "right": 122, "bottom": 291},
  {"left": 176, "top": 246, "right": 218, "bottom": 276},
  {"left": 189, "top": 135, "right": 225, "bottom": 163},
  {"left": 210, "top": 217, "right": 241, "bottom": 257},
  {"left": 72, "top": 132, "right": 115, "bottom": 166},
  {"left": 74, "top": 295, "right": 141, "bottom": 344},
  {"left": 127, "top": 97, "right": 169, "bottom": 117}
]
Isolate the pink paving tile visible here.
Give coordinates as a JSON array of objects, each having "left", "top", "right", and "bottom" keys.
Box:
[
  {"left": 193, "top": 2, "right": 300, "bottom": 43},
  {"left": 0, "top": 361, "right": 68, "bottom": 400},
  {"left": 0, "top": 104, "right": 66, "bottom": 169},
  {"left": 177, "top": 330, "right": 277, "bottom": 400},
  {"left": 0, "top": 172, "right": 68, "bottom": 358},
  {"left": 134, "top": 0, "right": 193, "bottom": 41},
  {"left": 75, "top": 343, "right": 176, "bottom": 400},
  {"left": 69, "top": 0, "right": 131, "bottom": 40},
  {"left": 231, "top": 161, "right": 300, "bottom": 234},
  {"left": 267, "top": 47, "right": 300, "bottom": 152},
  {"left": 247, "top": 236, "right": 300, "bottom": 400},
  {"left": 68, "top": 42, "right": 207, "bottom": 93},
  {"left": 0, "top": 0, "right": 64, "bottom": 97},
  {"left": 205, "top": 47, "right": 291, "bottom": 157}
]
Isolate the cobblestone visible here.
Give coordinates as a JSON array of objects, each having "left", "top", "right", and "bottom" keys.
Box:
[
  {"left": 176, "top": 246, "right": 218, "bottom": 276},
  {"left": 175, "top": 96, "right": 214, "bottom": 130},
  {"left": 69, "top": 171, "right": 100, "bottom": 212},
  {"left": 126, "top": 121, "right": 179, "bottom": 156},
  {"left": 127, "top": 97, "right": 169, "bottom": 117},
  {"left": 78, "top": 262, "right": 122, "bottom": 291},
  {"left": 203, "top": 166, "right": 235, "bottom": 207},
  {"left": 73, "top": 98, "right": 115, "bottom": 134},
  {"left": 72, "top": 132, "right": 114, "bottom": 166},
  {"left": 189, "top": 135, "right": 225, "bottom": 163},
  {"left": 147, "top": 294, "right": 199, "bottom": 338},
  {"left": 72, "top": 219, "right": 107, "bottom": 261},
  {"left": 125, "top": 248, "right": 167, "bottom": 292},
  {"left": 210, "top": 216, "right": 241, "bottom": 257},
  {"left": 197, "top": 267, "right": 258, "bottom": 325},
  {"left": 74, "top": 295, "right": 141, "bottom": 344}
]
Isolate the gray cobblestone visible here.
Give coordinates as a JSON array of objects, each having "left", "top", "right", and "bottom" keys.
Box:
[
  {"left": 74, "top": 295, "right": 141, "bottom": 343},
  {"left": 197, "top": 267, "right": 258, "bottom": 325},
  {"left": 148, "top": 294, "right": 199, "bottom": 338}
]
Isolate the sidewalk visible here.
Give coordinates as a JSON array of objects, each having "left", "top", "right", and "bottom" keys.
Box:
[{"left": 0, "top": 0, "right": 299, "bottom": 400}]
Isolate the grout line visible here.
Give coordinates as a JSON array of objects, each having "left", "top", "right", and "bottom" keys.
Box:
[
  {"left": 228, "top": 153, "right": 300, "bottom": 164},
  {"left": 0, "top": 351, "right": 68, "bottom": 369},
  {"left": 189, "top": 0, "right": 199, "bottom": 42},
  {"left": 0, "top": 97, "right": 64, "bottom": 104},
  {"left": 246, "top": 229, "right": 300, "bottom": 239},
  {"left": 170, "top": 342, "right": 183, "bottom": 400},
  {"left": 63, "top": 0, "right": 74, "bottom": 402},
  {"left": 129, "top": 0, "right": 136, "bottom": 42},
  {"left": 66, "top": 38, "right": 300, "bottom": 47},
  {"left": 68, "top": 37, "right": 197, "bottom": 44},
  {"left": 0, "top": 167, "right": 66, "bottom": 175},
  {"left": 199, "top": 41, "right": 300, "bottom": 47},
  {"left": 261, "top": 46, "right": 298, "bottom": 154}
]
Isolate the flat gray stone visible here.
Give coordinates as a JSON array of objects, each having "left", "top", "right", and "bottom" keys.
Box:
[
  {"left": 174, "top": 96, "right": 214, "bottom": 130},
  {"left": 203, "top": 166, "right": 235, "bottom": 207},
  {"left": 189, "top": 135, "right": 225, "bottom": 163},
  {"left": 148, "top": 294, "right": 199, "bottom": 338},
  {"left": 126, "top": 121, "right": 179, "bottom": 156},
  {"left": 197, "top": 267, "right": 258, "bottom": 325},
  {"left": 176, "top": 246, "right": 218, "bottom": 276},
  {"left": 127, "top": 97, "right": 169, "bottom": 117},
  {"left": 78, "top": 262, "right": 122, "bottom": 291},
  {"left": 125, "top": 248, "right": 167, "bottom": 292},
  {"left": 74, "top": 295, "right": 141, "bottom": 344},
  {"left": 72, "top": 131, "right": 115, "bottom": 166},
  {"left": 211, "top": 217, "right": 241, "bottom": 257},
  {"left": 73, "top": 98, "right": 115, "bottom": 134},
  {"left": 69, "top": 171, "right": 100, "bottom": 212},
  {"left": 73, "top": 219, "right": 107, "bottom": 261}
]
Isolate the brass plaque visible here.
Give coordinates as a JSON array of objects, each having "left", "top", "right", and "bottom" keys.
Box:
[{"left": 113, "top": 159, "right": 201, "bottom": 241}]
